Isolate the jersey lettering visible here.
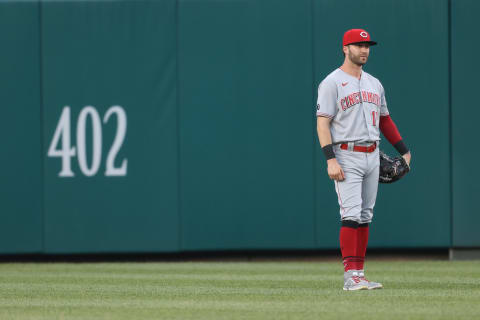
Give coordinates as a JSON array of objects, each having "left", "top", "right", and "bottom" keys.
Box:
[{"left": 340, "top": 90, "right": 380, "bottom": 111}]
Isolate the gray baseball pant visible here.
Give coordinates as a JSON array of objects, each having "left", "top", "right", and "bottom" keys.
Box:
[{"left": 333, "top": 142, "right": 380, "bottom": 224}]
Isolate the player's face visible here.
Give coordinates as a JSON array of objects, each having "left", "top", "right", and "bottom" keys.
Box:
[{"left": 346, "top": 43, "right": 370, "bottom": 66}]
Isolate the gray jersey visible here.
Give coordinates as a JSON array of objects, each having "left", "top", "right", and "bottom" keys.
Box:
[{"left": 316, "top": 68, "right": 389, "bottom": 144}]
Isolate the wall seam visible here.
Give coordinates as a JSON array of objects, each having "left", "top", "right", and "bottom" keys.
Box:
[
  {"left": 38, "top": 0, "right": 45, "bottom": 254},
  {"left": 175, "top": 0, "right": 183, "bottom": 252},
  {"left": 448, "top": 0, "right": 453, "bottom": 249},
  {"left": 310, "top": 0, "right": 317, "bottom": 248}
]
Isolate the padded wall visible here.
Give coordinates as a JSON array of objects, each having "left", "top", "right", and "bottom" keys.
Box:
[
  {"left": 451, "top": 0, "right": 480, "bottom": 247},
  {"left": 0, "top": 1, "right": 43, "bottom": 253},
  {"left": 42, "top": 0, "right": 179, "bottom": 253},
  {"left": 178, "top": 0, "right": 316, "bottom": 250}
]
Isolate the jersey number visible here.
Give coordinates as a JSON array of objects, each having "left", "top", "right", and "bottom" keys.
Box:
[{"left": 372, "top": 111, "right": 378, "bottom": 126}]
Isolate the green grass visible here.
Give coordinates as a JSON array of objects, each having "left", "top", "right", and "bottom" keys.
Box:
[{"left": 0, "top": 260, "right": 479, "bottom": 319}]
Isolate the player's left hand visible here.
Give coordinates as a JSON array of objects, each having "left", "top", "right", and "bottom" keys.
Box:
[{"left": 402, "top": 152, "right": 411, "bottom": 167}]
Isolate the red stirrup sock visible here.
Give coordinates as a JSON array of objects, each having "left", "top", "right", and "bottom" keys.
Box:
[
  {"left": 339, "top": 220, "right": 359, "bottom": 272},
  {"left": 356, "top": 223, "right": 370, "bottom": 270}
]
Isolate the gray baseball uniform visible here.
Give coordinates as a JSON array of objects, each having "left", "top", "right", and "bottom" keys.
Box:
[{"left": 316, "top": 68, "right": 389, "bottom": 223}]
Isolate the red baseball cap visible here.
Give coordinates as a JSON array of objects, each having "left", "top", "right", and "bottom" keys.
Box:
[{"left": 343, "top": 29, "right": 377, "bottom": 46}]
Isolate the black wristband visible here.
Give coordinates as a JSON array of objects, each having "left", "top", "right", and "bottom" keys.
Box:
[
  {"left": 322, "top": 144, "right": 335, "bottom": 160},
  {"left": 394, "top": 140, "right": 409, "bottom": 155}
]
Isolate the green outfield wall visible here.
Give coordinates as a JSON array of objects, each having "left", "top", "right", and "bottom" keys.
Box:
[
  {"left": 0, "top": 0, "right": 476, "bottom": 254},
  {"left": 0, "top": 1, "right": 42, "bottom": 253},
  {"left": 451, "top": 0, "right": 479, "bottom": 247}
]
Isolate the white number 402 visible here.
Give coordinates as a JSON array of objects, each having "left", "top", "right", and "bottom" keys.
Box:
[{"left": 47, "top": 105, "right": 128, "bottom": 177}]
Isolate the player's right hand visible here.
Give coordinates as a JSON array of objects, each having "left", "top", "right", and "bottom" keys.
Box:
[{"left": 327, "top": 158, "right": 345, "bottom": 181}]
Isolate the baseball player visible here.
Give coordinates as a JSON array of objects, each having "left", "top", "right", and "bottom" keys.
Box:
[{"left": 316, "top": 29, "right": 411, "bottom": 291}]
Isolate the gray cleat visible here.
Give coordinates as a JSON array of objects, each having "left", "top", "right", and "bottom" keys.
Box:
[
  {"left": 358, "top": 270, "right": 383, "bottom": 290},
  {"left": 343, "top": 270, "right": 368, "bottom": 291}
]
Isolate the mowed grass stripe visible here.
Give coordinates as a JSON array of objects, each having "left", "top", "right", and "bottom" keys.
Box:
[
  {"left": 2, "top": 260, "right": 479, "bottom": 273},
  {"left": 1, "top": 290, "right": 478, "bottom": 313},
  {"left": 1, "top": 271, "right": 479, "bottom": 285},
  {"left": 0, "top": 296, "right": 478, "bottom": 320},
  {"left": 0, "top": 270, "right": 336, "bottom": 280},
  {"left": 0, "top": 261, "right": 479, "bottom": 320},
  {"left": 0, "top": 284, "right": 478, "bottom": 301},
  {"left": 2, "top": 260, "right": 478, "bottom": 273}
]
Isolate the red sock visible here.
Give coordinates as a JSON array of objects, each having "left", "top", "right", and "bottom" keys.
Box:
[
  {"left": 356, "top": 224, "right": 369, "bottom": 270},
  {"left": 339, "top": 225, "right": 358, "bottom": 272}
]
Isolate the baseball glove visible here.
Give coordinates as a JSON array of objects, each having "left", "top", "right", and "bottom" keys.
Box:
[{"left": 379, "top": 150, "right": 410, "bottom": 183}]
